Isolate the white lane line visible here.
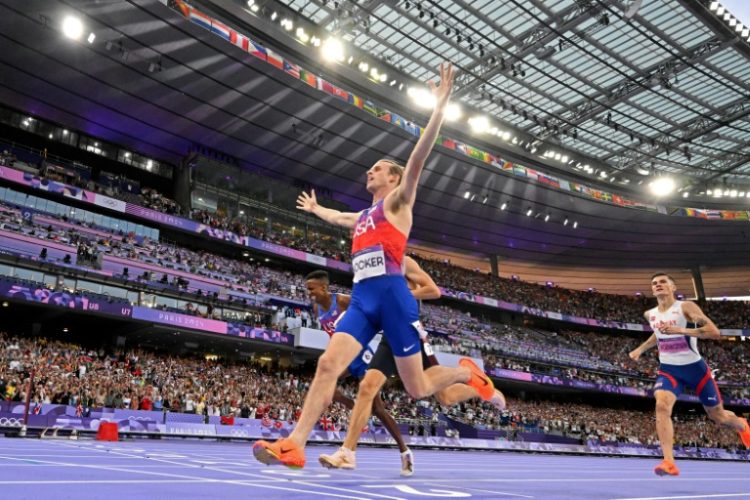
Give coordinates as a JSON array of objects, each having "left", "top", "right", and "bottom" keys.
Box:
[
  {"left": 609, "top": 494, "right": 750, "bottom": 500},
  {"left": 0, "top": 452, "right": 368, "bottom": 500},
  {"left": 50, "top": 441, "right": 401, "bottom": 499},
  {"left": 439, "top": 485, "right": 534, "bottom": 498}
]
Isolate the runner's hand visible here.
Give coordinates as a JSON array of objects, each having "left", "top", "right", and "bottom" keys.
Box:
[
  {"left": 429, "top": 62, "right": 455, "bottom": 109},
  {"left": 296, "top": 190, "right": 318, "bottom": 213}
]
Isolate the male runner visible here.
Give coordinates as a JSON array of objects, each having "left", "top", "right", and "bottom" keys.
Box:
[
  {"left": 629, "top": 273, "right": 750, "bottom": 476},
  {"left": 252, "top": 62, "right": 493, "bottom": 468},
  {"left": 319, "top": 255, "right": 506, "bottom": 475},
  {"left": 304, "top": 269, "right": 411, "bottom": 471}
]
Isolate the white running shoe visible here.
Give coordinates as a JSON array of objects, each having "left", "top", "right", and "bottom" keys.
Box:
[
  {"left": 318, "top": 446, "right": 356, "bottom": 470},
  {"left": 489, "top": 389, "right": 506, "bottom": 411},
  {"left": 400, "top": 448, "right": 414, "bottom": 477}
]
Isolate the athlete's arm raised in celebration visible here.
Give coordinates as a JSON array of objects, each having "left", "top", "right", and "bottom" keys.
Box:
[
  {"left": 297, "top": 189, "right": 360, "bottom": 228},
  {"left": 404, "top": 256, "right": 441, "bottom": 301},
  {"left": 661, "top": 302, "right": 720, "bottom": 340},
  {"left": 390, "top": 62, "right": 455, "bottom": 210}
]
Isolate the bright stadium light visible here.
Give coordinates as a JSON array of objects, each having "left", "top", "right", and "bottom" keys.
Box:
[
  {"left": 649, "top": 176, "right": 675, "bottom": 197},
  {"left": 709, "top": 1, "right": 719, "bottom": 10},
  {"left": 321, "top": 37, "right": 344, "bottom": 62},
  {"left": 407, "top": 87, "right": 435, "bottom": 108},
  {"left": 716, "top": 5, "right": 725, "bottom": 15},
  {"left": 468, "top": 115, "right": 490, "bottom": 133},
  {"left": 444, "top": 103, "right": 462, "bottom": 121},
  {"left": 62, "top": 16, "right": 84, "bottom": 40}
]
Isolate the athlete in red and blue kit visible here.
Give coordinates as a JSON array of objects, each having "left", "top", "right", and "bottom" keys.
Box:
[{"left": 252, "top": 63, "right": 494, "bottom": 469}]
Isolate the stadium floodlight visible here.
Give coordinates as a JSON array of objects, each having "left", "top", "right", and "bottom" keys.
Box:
[
  {"left": 682, "top": 191, "right": 689, "bottom": 198},
  {"left": 502, "top": 131, "right": 512, "bottom": 141},
  {"left": 321, "top": 37, "right": 344, "bottom": 62},
  {"left": 464, "top": 191, "right": 471, "bottom": 199},
  {"left": 729, "top": 17, "right": 737, "bottom": 27},
  {"left": 407, "top": 87, "right": 435, "bottom": 108},
  {"left": 742, "top": 28, "right": 749, "bottom": 37},
  {"left": 468, "top": 116, "right": 490, "bottom": 133},
  {"left": 444, "top": 103, "right": 462, "bottom": 121},
  {"left": 730, "top": 189, "right": 738, "bottom": 198},
  {"left": 709, "top": 1, "right": 719, "bottom": 10},
  {"left": 500, "top": 202, "right": 507, "bottom": 210},
  {"left": 62, "top": 16, "right": 84, "bottom": 40},
  {"left": 87, "top": 32, "right": 96, "bottom": 44},
  {"left": 648, "top": 176, "right": 675, "bottom": 196},
  {"left": 716, "top": 6, "right": 725, "bottom": 15}
]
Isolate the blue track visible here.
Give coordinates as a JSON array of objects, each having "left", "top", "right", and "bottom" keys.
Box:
[{"left": 0, "top": 437, "right": 748, "bottom": 499}]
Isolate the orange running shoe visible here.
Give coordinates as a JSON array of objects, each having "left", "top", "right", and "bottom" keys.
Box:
[
  {"left": 654, "top": 459, "right": 680, "bottom": 476},
  {"left": 459, "top": 358, "right": 494, "bottom": 401},
  {"left": 252, "top": 438, "right": 306, "bottom": 469},
  {"left": 739, "top": 418, "right": 750, "bottom": 448}
]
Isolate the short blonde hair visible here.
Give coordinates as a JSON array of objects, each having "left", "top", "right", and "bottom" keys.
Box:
[{"left": 380, "top": 159, "right": 404, "bottom": 185}]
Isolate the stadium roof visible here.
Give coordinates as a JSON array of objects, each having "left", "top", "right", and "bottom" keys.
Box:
[
  {"left": 279, "top": 0, "right": 750, "bottom": 187},
  {"left": 2, "top": 0, "right": 750, "bottom": 268}
]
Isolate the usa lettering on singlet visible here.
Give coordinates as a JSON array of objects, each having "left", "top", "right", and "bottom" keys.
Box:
[
  {"left": 317, "top": 294, "right": 342, "bottom": 337},
  {"left": 648, "top": 300, "right": 702, "bottom": 365},
  {"left": 350, "top": 200, "right": 407, "bottom": 283}
]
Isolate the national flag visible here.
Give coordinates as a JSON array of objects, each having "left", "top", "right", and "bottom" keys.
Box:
[
  {"left": 706, "top": 210, "right": 722, "bottom": 220},
  {"left": 403, "top": 121, "right": 421, "bottom": 136},
  {"left": 320, "top": 415, "right": 331, "bottom": 430},
  {"left": 173, "top": 0, "right": 190, "bottom": 17},
  {"left": 265, "top": 48, "right": 284, "bottom": 69},
  {"left": 220, "top": 415, "right": 235, "bottom": 425},
  {"left": 33, "top": 404, "right": 42, "bottom": 415},
  {"left": 299, "top": 68, "right": 317, "bottom": 87},
  {"left": 187, "top": 7, "right": 213, "bottom": 31},
  {"left": 391, "top": 113, "right": 406, "bottom": 128},
  {"left": 502, "top": 161, "right": 513, "bottom": 172},
  {"left": 512, "top": 165, "right": 526, "bottom": 177},
  {"left": 612, "top": 194, "right": 625, "bottom": 206},
  {"left": 525, "top": 168, "right": 539, "bottom": 181},
  {"left": 210, "top": 19, "right": 232, "bottom": 41},
  {"left": 248, "top": 39, "right": 267, "bottom": 61},
  {"left": 466, "top": 146, "right": 486, "bottom": 161},
  {"left": 330, "top": 84, "right": 350, "bottom": 101},
  {"left": 538, "top": 174, "right": 560, "bottom": 189},
  {"left": 440, "top": 136, "right": 456, "bottom": 150},
  {"left": 76, "top": 403, "right": 83, "bottom": 417},
  {"left": 348, "top": 94, "right": 364, "bottom": 108},
  {"left": 283, "top": 60, "right": 300, "bottom": 79},
  {"left": 377, "top": 110, "right": 392, "bottom": 123},
  {"left": 230, "top": 32, "right": 249, "bottom": 52},
  {"left": 456, "top": 143, "right": 468, "bottom": 156},
  {"left": 362, "top": 100, "right": 378, "bottom": 116}
]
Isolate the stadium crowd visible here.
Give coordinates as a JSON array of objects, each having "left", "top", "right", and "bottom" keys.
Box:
[{"left": 1, "top": 332, "right": 746, "bottom": 450}]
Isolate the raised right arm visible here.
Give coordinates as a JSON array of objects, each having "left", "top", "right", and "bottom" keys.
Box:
[{"left": 296, "top": 190, "right": 359, "bottom": 228}]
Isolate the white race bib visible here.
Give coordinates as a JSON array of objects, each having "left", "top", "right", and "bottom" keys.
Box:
[{"left": 352, "top": 248, "right": 386, "bottom": 283}]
